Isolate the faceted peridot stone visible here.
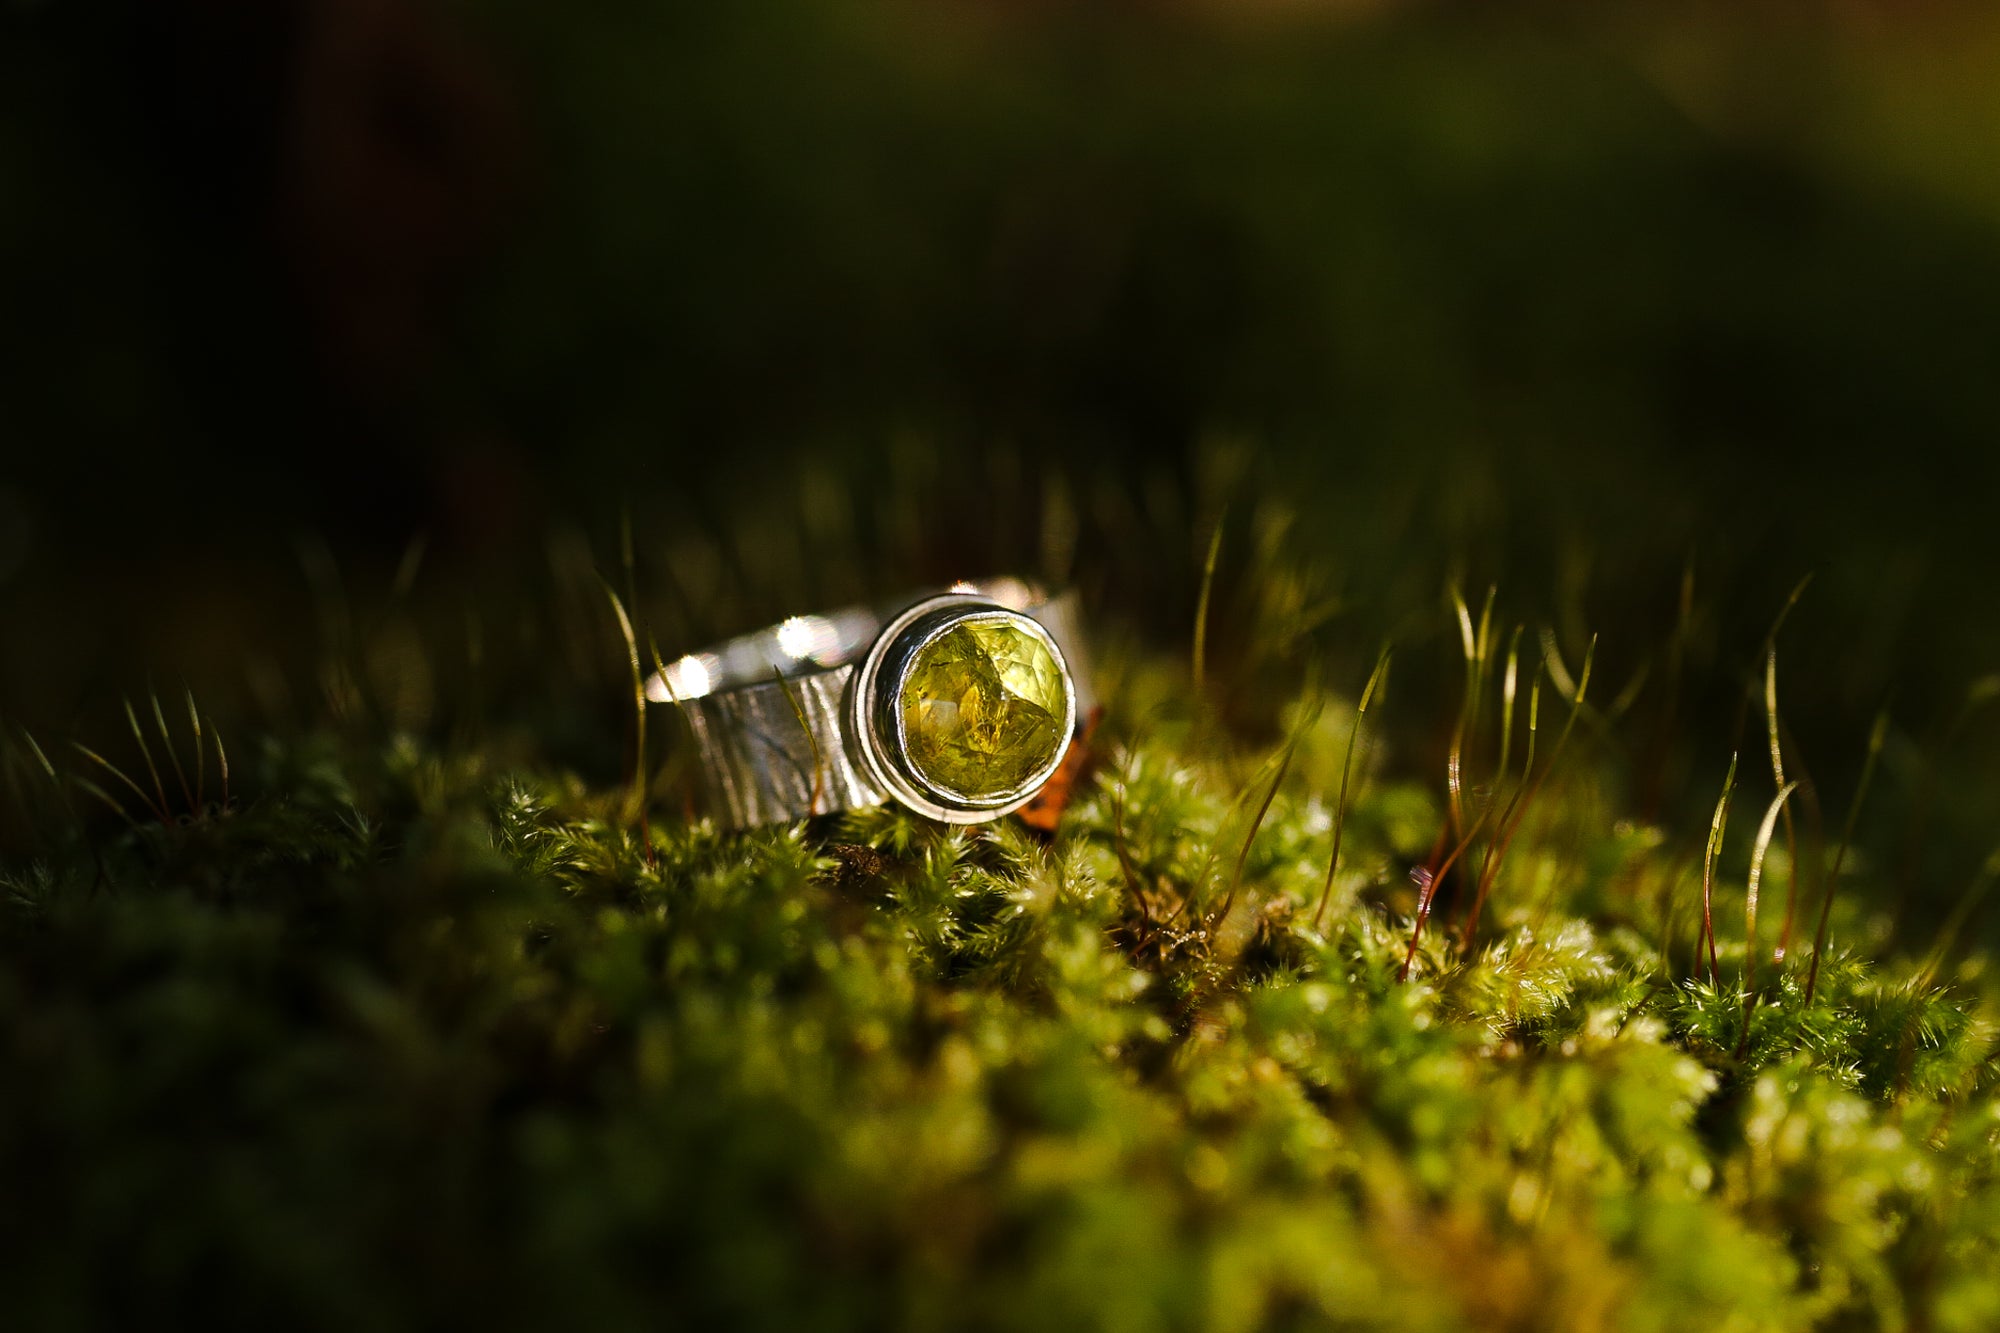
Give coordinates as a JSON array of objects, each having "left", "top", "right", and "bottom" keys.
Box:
[{"left": 898, "top": 618, "right": 1067, "bottom": 802}]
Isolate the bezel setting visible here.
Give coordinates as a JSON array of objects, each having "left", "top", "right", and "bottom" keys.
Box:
[{"left": 848, "top": 594, "right": 1077, "bottom": 824}]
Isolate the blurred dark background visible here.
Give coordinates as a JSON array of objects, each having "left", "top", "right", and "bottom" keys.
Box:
[{"left": 4, "top": 1, "right": 1999, "bottom": 915}]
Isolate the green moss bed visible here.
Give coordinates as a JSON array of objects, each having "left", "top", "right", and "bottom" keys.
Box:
[{"left": 4, "top": 624, "right": 1997, "bottom": 1333}]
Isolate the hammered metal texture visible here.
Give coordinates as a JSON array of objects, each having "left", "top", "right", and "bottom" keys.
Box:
[{"left": 680, "top": 666, "right": 885, "bottom": 829}]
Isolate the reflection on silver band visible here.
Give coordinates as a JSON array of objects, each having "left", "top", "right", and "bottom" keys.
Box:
[{"left": 649, "top": 579, "right": 1093, "bottom": 830}]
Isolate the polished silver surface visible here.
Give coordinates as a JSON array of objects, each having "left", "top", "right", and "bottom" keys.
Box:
[{"left": 650, "top": 581, "right": 1093, "bottom": 830}]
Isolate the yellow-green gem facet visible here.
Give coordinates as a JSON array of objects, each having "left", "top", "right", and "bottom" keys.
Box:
[{"left": 899, "top": 620, "right": 1065, "bottom": 802}]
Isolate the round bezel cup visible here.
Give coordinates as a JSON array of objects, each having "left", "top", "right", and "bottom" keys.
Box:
[{"left": 848, "top": 594, "right": 1076, "bottom": 824}]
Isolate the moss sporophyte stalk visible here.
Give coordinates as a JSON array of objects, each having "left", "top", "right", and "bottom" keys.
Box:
[{"left": 898, "top": 618, "right": 1066, "bottom": 801}]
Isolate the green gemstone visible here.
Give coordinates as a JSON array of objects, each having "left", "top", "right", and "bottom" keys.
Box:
[{"left": 898, "top": 618, "right": 1067, "bottom": 803}]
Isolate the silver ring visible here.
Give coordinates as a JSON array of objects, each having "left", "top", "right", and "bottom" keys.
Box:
[{"left": 648, "top": 580, "right": 1095, "bottom": 830}]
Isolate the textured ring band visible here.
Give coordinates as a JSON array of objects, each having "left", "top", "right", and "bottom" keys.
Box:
[{"left": 646, "top": 579, "right": 1095, "bottom": 830}]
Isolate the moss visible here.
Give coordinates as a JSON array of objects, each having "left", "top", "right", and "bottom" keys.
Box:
[{"left": 4, "top": 647, "right": 1997, "bottom": 1331}]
